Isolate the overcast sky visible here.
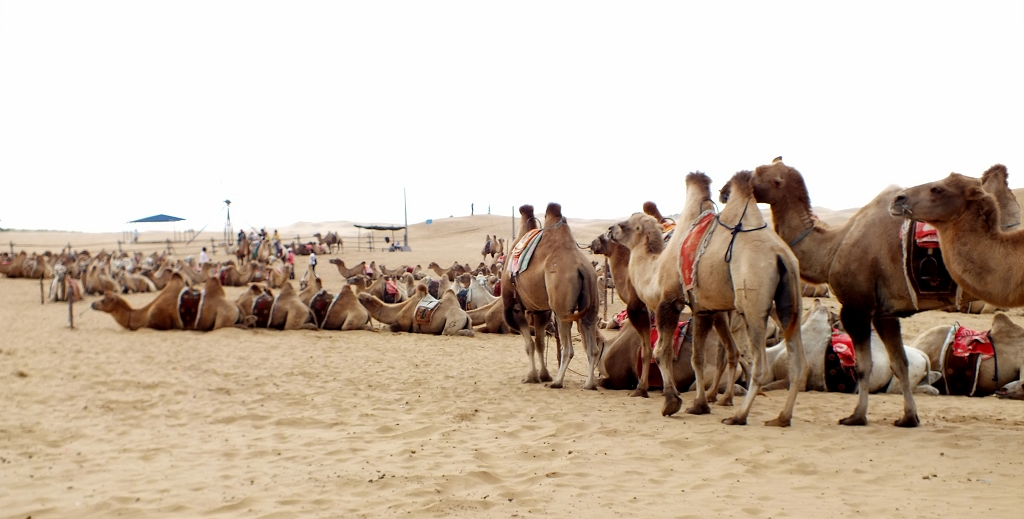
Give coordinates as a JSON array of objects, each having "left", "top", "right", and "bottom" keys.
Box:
[{"left": 2, "top": 1, "right": 1022, "bottom": 233}]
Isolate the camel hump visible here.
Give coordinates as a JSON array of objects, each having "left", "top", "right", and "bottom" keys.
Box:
[
  {"left": 642, "top": 201, "right": 665, "bottom": 222},
  {"left": 982, "top": 164, "right": 1009, "bottom": 183},
  {"left": 545, "top": 203, "right": 562, "bottom": 219},
  {"left": 728, "top": 170, "right": 755, "bottom": 195},
  {"left": 685, "top": 171, "right": 712, "bottom": 189},
  {"left": 519, "top": 205, "right": 535, "bottom": 218},
  {"left": 773, "top": 156, "right": 784, "bottom": 164}
]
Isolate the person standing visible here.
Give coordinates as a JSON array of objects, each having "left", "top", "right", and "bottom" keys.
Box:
[
  {"left": 199, "top": 247, "right": 209, "bottom": 267},
  {"left": 308, "top": 250, "right": 317, "bottom": 277},
  {"left": 287, "top": 248, "right": 295, "bottom": 279}
]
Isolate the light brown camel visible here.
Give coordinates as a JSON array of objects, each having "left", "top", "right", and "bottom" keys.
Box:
[
  {"left": 236, "top": 238, "right": 251, "bottom": 263},
  {"left": 193, "top": 276, "right": 247, "bottom": 331},
  {"left": 754, "top": 159, "right": 1020, "bottom": 426},
  {"left": 298, "top": 277, "right": 373, "bottom": 331},
  {"left": 365, "top": 275, "right": 408, "bottom": 304},
  {"left": 482, "top": 234, "right": 502, "bottom": 261},
  {"left": 1, "top": 251, "right": 27, "bottom": 278},
  {"left": 614, "top": 172, "right": 806, "bottom": 425},
  {"left": 142, "top": 263, "right": 177, "bottom": 290},
  {"left": 891, "top": 167, "right": 1024, "bottom": 307},
  {"left": 21, "top": 254, "right": 54, "bottom": 279},
  {"left": 456, "top": 273, "right": 497, "bottom": 311},
  {"left": 313, "top": 232, "right": 342, "bottom": 254},
  {"left": 801, "top": 282, "right": 831, "bottom": 298},
  {"left": 379, "top": 264, "right": 409, "bottom": 277},
  {"left": 266, "top": 282, "right": 318, "bottom": 330},
  {"left": 466, "top": 298, "right": 510, "bottom": 333},
  {"left": 358, "top": 284, "right": 474, "bottom": 336},
  {"left": 501, "top": 203, "right": 601, "bottom": 390},
  {"left": 330, "top": 259, "right": 371, "bottom": 279},
  {"left": 91, "top": 274, "right": 189, "bottom": 330},
  {"left": 265, "top": 264, "right": 293, "bottom": 289},
  {"left": 48, "top": 263, "right": 83, "bottom": 303},
  {"left": 219, "top": 261, "right": 261, "bottom": 286},
  {"left": 115, "top": 270, "right": 158, "bottom": 293}
]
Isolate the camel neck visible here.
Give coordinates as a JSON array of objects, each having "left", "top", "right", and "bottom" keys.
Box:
[{"left": 768, "top": 201, "right": 839, "bottom": 284}]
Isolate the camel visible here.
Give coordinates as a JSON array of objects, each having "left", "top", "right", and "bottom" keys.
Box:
[
  {"left": 83, "top": 262, "right": 120, "bottom": 295},
  {"left": 482, "top": 235, "right": 503, "bottom": 261},
  {"left": 235, "top": 238, "right": 251, "bottom": 263},
  {"left": 753, "top": 158, "right": 1020, "bottom": 426},
  {"left": 365, "top": 275, "right": 408, "bottom": 304},
  {"left": 1, "top": 251, "right": 27, "bottom": 278},
  {"left": 762, "top": 300, "right": 939, "bottom": 395},
  {"left": 501, "top": 203, "right": 601, "bottom": 390},
  {"left": 115, "top": 270, "right": 158, "bottom": 293},
  {"left": 218, "top": 261, "right": 261, "bottom": 286},
  {"left": 91, "top": 274, "right": 189, "bottom": 330},
  {"left": 428, "top": 261, "right": 466, "bottom": 278},
  {"left": 613, "top": 172, "right": 806, "bottom": 426},
  {"left": 379, "top": 264, "right": 409, "bottom": 277},
  {"left": 455, "top": 273, "right": 497, "bottom": 311},
  {"left": 588, "top": 228, "right": 659, "bottom": 397},
  {"left": 358, "top": 284, "right": 474, "bottom": 336},
  {"left": 330, "top": 259, "right": 374, "bottom": 279},
  {"left": 142, "top": 263, "right": 178, "bottom": 290},
  {"left": 906, "top": 312, "right": 1024, "bottom": 398},
  {"left": 466, "top": 298, "right": 510, "bottom": 333},
  {"left": 193, "top": 276, "right": 247, "bottom": 331},
  {"left": 802, "top": 283, "right": 830, "bottom": 298},
  {"left": 264, "top": 264, "right": 293, "bottom": 289},
  {"left": 265, "top": 282, "right": 318, "bottom": 330},
  {"left": 298, "top": 277, "right": 373, "bottom": 331},
  {"left": 891, "top": 166, "right": 1024, "bottom": 308},
  {"left": 21, "top": 254, "right": 54, "bottom": 279},
  {"left": 48, "top": 263, "right": 83, "bottom": 303},
  {"left": 313, "top": 232, "right": 342, "bottom": 254}
]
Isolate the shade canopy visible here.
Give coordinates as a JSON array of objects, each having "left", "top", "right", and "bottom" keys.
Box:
[
  {"left": 128, "top": 214, "right": 185, "bottom": 223},
  {"left": 353, "top": 223, "right": 405, "bottom": 231}
]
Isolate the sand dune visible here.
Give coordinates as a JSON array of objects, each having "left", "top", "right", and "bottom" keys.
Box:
[{"left": 3, "top": 212, "right": 1024, "bottom": 518}]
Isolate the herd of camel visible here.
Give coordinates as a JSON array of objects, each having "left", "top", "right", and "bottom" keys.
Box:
[{"left": 4, "top": 157, "right": 1024, "bottom": 427}]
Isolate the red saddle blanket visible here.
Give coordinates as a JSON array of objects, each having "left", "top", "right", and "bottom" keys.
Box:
[
  {"left": 831, "top": 331, "right": 856, "bottom": 367},
  {"left": 679, "top": 212, "right": 716, "bottom": 291},
  {"left": 363, "top": 264, "right": 375, "bottom": 276},
  {"left": 952, "top": 326, "right": 994, "bottom": 359},
  {"left": 914, "top": 222, "right": 940, "bottom": 249},
  {"left": 385, "top": 279, "right": 399, "bottom": 295},
  {"left": 637, "top": 320, "right": 688, "bottom": 388}
]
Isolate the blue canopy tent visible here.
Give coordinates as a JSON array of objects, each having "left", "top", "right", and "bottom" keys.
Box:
[{"left": 126, "top": 214, "right": 188, "bottom": 244}]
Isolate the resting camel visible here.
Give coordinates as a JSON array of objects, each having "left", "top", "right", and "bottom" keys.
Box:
[
  {"left": 21, "top": 254, "right": 53, "bottom": 279},
  {"left": 0, "top": 251, "right": 27, "bottom": 278},
  {"left": 193, "top": 276, "right": 248, "bottom": 331},
  {"left": 501, "top": 203, "right": 601, "bottom": 390},
  {"left": 115, "top": 270, "right": 158, "bottom": 293},
  {"left": 466, "top": 298, "right": 510, "bottom": 333},
  {"left": 48, "top": 263, "right": 83, "bottom": 303},
  {"left": 264, "top": 264, "right": 293, "bottom": 289},
  {"left": 91, "top": 274, "right": 188, "bottom": 330},
  {"left": 801, "top": 283, "right": 830, "bottom": 298},
  {"left": 456, "top": 273, "right": 496, "bottom": 311},
  {"left": 313, "top": 232, "right": 342, "bottom": 254},
  {"left": 219, "top": 261, "right": 261, "bottom": 286},
  {"left": 762, "top": 300, "right": 939, "bottom": 395},
  {"left": 266, "top": 282, "right": 317, "bottom": 330},
  {"left": 613, "top": 172, "right": 806, "bottom": 426},
  {"left": 330, "top": 259, "right": 372, "bottom": 279},
  {"left": 752, "top": 158, "right": 1020, "bottom": 426},
  {"left": 297, "top": 277, "right": 372, "bottom": 331},
  {"left": 358, "top": 284, "right": 474, "bottom": 336},
  {"left": 379, "top": 264, "right": 409, "bottom": 277},
  {"left": 891, "top": 166, "right": 1024, "bottom": 308},
  {"left": 365, "top": 275, "right": 408, "bottom": 304}
]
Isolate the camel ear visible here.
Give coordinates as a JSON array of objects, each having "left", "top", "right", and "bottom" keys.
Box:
[
  {"left": 772, "top": 156, "right": 783, "bottom": 164},
  {"left": 642, "top": 201, "right": 665, "bottom": 221},
  {"left": 965, "top": 186, "right": 986, "bottom": 200},
  {"left": 982, "top": 164, "right": 1009, "bottom": 185}
]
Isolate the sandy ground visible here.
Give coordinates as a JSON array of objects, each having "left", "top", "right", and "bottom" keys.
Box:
[{"left": 3, "top": 213, "right": 1024, "bottom": 519}]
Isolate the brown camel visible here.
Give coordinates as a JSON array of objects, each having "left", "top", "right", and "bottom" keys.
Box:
[
  {"left": 297, "top": 277, "right": 373, "bottom": 331},
  {"left": 313, "top": 232, "right": 342, "bottom": 254},
  {"left": 365, "top": 275, "right": 408, "bottom": 304},
  {"left": 358, "top": 284, "right": 474, "bottom": 336},
  {"left": 115, "top": 270, "right": 158, "bottom": 293},
  {"left": 235, "top": 238, "right": 251, "bottom": 263},
  {"left": 218, "top": 261, "right": 261, "bottom": 286},
  {"left": 193, "top": 276, "right": 247, "bottom": 331},
  {"left": 891, "top": 167, "right": 1024, "bottom": 307},
  {"left": 801, "top": 282, "right": 831, "bottom": 298},
  {"left": 466, "top": 298, "right": 510, "bottom": 333},
  {"left": 48, "top": 263, "right": 83, "bottom": 303},
  {"left": 1, "top": 251, "right": 27, "bottom": 278},
  {"left": 501, "top": 203, "right": 601, "bottom": 390},
  {"left": 330, "top": 259, "right": 371, "bottom": 279},
  {"left": 614, "top": 172, "right": 806, "bottom": 425},
  {"left": 266, "top": 282, "right": 318, "bottom": 330},
  {"left": 91, "top": 274, "right": 188, "bottom": 330},
  {"left": 754, "top": 159, "right": 1021, "bottom": 426},
  {"left": 265, "top": 264, "right": 293, "bottom": 289},
  {"left": 379, "top": 264, "right": 409, "bottom": 277}
]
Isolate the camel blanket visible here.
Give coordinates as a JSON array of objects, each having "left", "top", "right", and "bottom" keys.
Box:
[
  {"left": 638, "top": 320, "right": 689, "bottom": 389},
  {"left": 661, "top": 221, "right": 677, "bottom": 244},
  {"left": 363, "top": 264, "right": 375, "bottom": 277},
  {"left": 940, "top": 324, "right": 995, "bottom": 397},
  {"left": 308, "top": 291, "right": 333, "bottom": 329},
  {"left": 510, "top": 229, "right": 542, "bottom": 275},
  {"left": 414, "top": 296, "right": 442, "bottom": 325},
  {"left": 825, "top": 331, "right": 857, "bottom": 393},
  {"left": 385, "top": 279, "right": 399, "bottom": 295},
  {"left": 678, "top": 211, "right": 717, "bottom": 291}
]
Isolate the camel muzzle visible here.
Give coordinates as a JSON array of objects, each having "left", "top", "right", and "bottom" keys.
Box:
[{"left": 889, "top": 194, "right": 912, "bottom": 217}]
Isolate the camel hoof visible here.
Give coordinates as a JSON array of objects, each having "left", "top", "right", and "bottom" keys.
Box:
[
  {"left": 661, "top": 395, "right": 683, "bottom": 417},
  {"left": 539, "top": 372, "right": 553, "bottom": 383},
  {"left": 707, "top": 393, "right": 718, "bottom": 404},
  {"left": 685, "top": 402, "right": 711, "bottom": 416},
  {"left": 582, "top": 381, "right": 598, "bottom": 391},
  {"left": 839, "top": 414, "right": 868, "bottom": 426},
  {"left": 522, "top": 374, "right": 540, "bottom": 384},
  {"left": 894, "top": 414, "right": 920, "bottom": 428},
  {"left": 722, "top": 416, "right": 747, "bottom": 426},
  {"left": 716, "top": 396, "right": 734, "bottom": 407},
  {"left": 548, "top": 381, "right": 564, "bottom": 389},
  {"left": 765, "top": 416, "right": 791, "bottom": 427},
  {"left": 629, "top": 388, "right": 649, "bottom": 398}
]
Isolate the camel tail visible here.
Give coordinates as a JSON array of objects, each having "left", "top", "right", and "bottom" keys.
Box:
[
  {"left": 773, "top": 255, "right": 801, "bottom": 340},
  {"left": 564, "top": 267, "right": 598, "bottom": 325}
]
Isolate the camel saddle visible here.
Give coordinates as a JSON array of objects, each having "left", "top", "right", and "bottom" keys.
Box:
[
  {"left": 177, "top": 287, "right": 203, "bottom": 329},
  {"left": 661, "top": 220, "right": 677, "bottom": 244},
  {"left": 457, "top": 288, "right": 470, "bottom": 311},
  {"left": 414, "top": 296, "right": 442, "bottom": 325},
  {"left": 363, "top": 264, "right": 375, "bottom": 277},
  {"left": 251, "top": 292, "right": 274, "bottom": 328},
  {"left": 427, "top": 279, "right": 441, "bottom": 299},
  {"left": 678, "top": 211, "right": 717, "bottom": 291},
  {"left": 492, "top": 280, "right": 501, "bottom": 297},
  {"left": 382, "top": 279, "right": 400, "bottom": 304},
  {"left": 218, "top": 267, "right": 229, "bottom": 286},
  {"left": 940, "top": 324, "right": 997, "bottom": 397},
  {"left": 825, "top": 331, "right": 858, "bottom": 393},
  {"left": 308, "top": 290, "right": 334, "bottom": 329},
  {"left": 510, "top": 229, "right": 543, "bottom": 276},
  {"left": 637, "top": 319, "right": 690, "bottom": 389},
  {"left": 902, "top": 219, "right": 958, "bottom": 305}
]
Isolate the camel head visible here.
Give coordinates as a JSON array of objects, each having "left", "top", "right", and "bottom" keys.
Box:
[
  {"left": 609, "top": 213, "right": 663, "bottom": 254},
  {"left": 721, "top": 170, "right": 755, "bottom": 204},
  {"left": 751, "top": 158, "right": 812, "bottom": 209},
  {"left": 590, "top": 233, "right": 611, "bottom": 255},
  {"left": 980, "top": 164, "right": 1021, "bottom": 228},
  {"left": 890, "top": 173, "right": 993, "bottom": 226},
  {"left": 91, "top": 291, "right": 122, "bottom": 312},
  {"left": 544, "top": 203, "right": 565, "bottom": 227}
]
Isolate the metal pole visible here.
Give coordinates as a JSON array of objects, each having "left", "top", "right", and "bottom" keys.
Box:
[
  {"left": 40, "top": 275, "right": 45, "bottom": 305},
  {"left": 511, "top": 206, "right": 515, "bottom": 241},
  {"left": 403, "top": 188, "right": 409, "bottom": 248},
  {"left": 68, "top": 290, "right": 74, "bottom": 330}
]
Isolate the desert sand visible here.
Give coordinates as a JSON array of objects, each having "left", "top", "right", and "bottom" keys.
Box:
[{"left": 3, "top": 212, "right": 1024, "bottom": 518}]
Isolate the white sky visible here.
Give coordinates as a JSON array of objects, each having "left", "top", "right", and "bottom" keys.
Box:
[{"left": 2, "top": 1, "right": 1022, "bottom": 233}]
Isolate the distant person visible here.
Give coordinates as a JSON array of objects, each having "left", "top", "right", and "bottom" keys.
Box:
[
  {"left": 133, "top": 229, "right": 139, "bottom": 243},
  {"left": 471, "top": 203, "right": 474, "bottom": 216},
  {"left": 309, "top": 250, "right": 317, "bottom": 276},
  {"left": 199, "top": 247, "right": 209, "bottom": 267},
  {"left": 248, "top": 230, "right": 257, "bottom": 242},
  {"left": 286, "top": 248, "right": 295, "bottom": 279},
  {"left": 237, "top": 230, "right": 245, "bottom": 245}
]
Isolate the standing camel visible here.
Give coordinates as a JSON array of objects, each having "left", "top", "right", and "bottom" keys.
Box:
[
  {"left": 755, "top": 159, "right": 1021, "bottom": 426},
  {"left": 891, "top": 166, "right": 1024, "bottom": 307},
  {"left": 501, "top": 204, "right": 601, "bottom": 390}
]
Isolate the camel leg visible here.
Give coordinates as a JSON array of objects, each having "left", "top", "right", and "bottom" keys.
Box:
[
  {"left": 507, "top": 306, "right": 544, "bottom": 384},
  {"left": 686, "top": 313, "right": 715, "bottom": 416},
  {"left": 839, "top": 307, "right": 873, "bottom": 426},
  {"left": 628, "top": 304, "right": 652, "bottom": 398},
  {"left": 724, "top": 315, "right": 769, "bottom": 426},
  {"left": 550, "top": 319, "right": 575, "bottom": 389},
  {"left": 710, "top": 312, "right": 740, "bottom": 406},
  {"left": 873, "top": 315, "right": 920, "bottom": 428},
  {"left": 579, "top": 319, "right": 600, "bottom": 391},
  {"left": 654, "top": 301, "right": 684, "bottom": 416},
  {"left": 765, "top": 316, "right": 806, "bottom": 427}
]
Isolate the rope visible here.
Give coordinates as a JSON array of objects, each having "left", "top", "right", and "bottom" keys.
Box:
[{"left": 716, "top": 200, "right": 767, "bottom": 263}]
